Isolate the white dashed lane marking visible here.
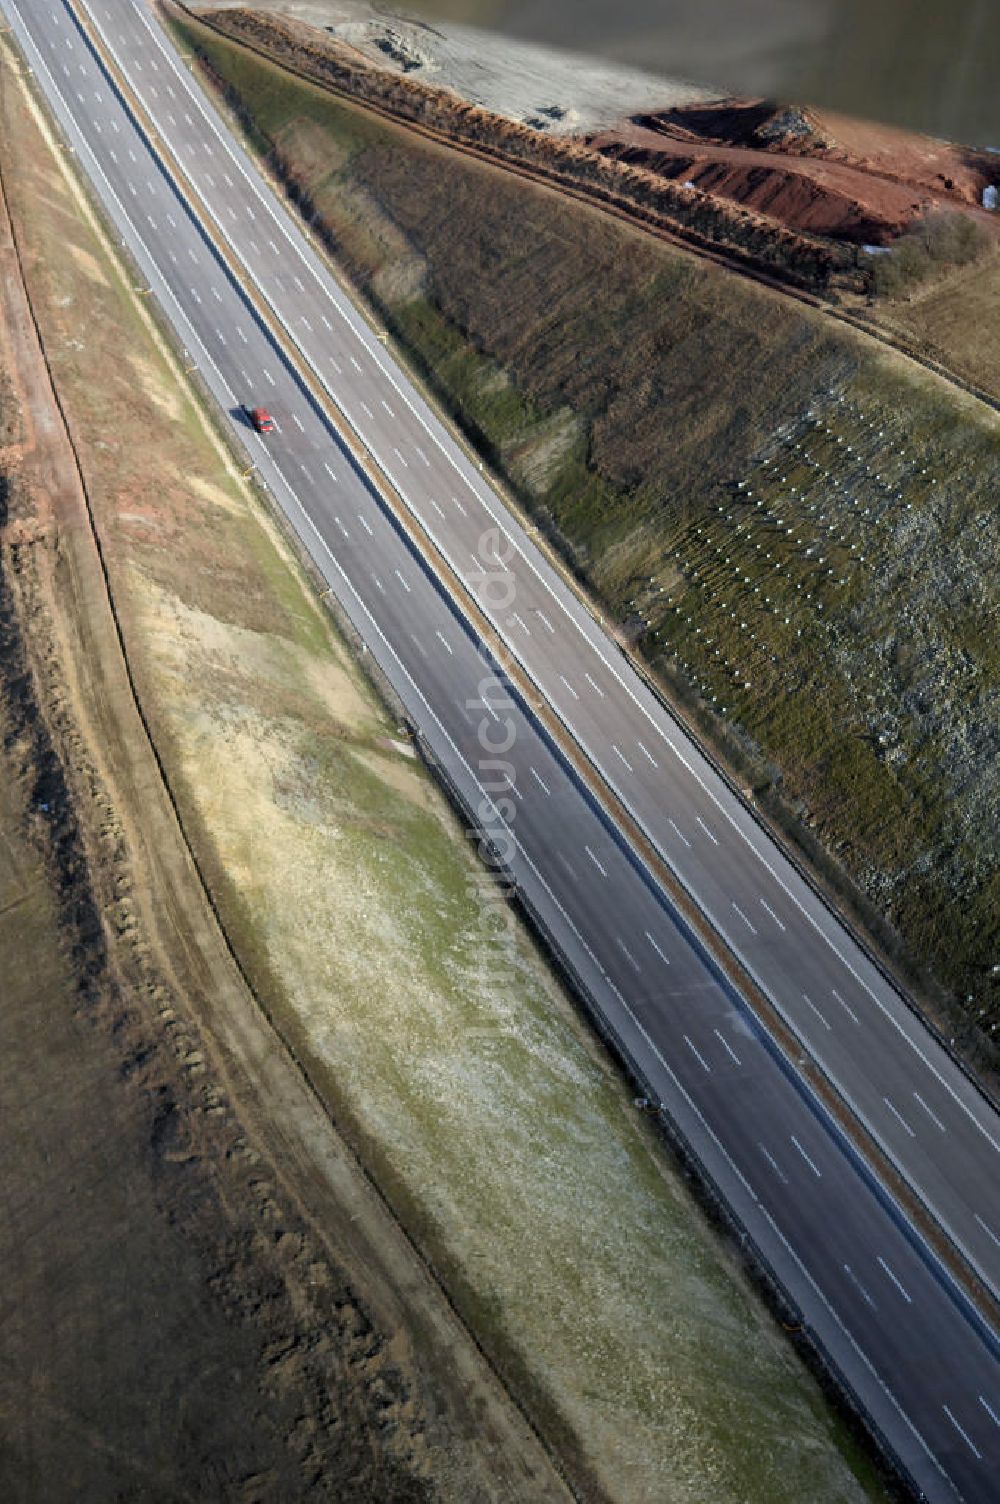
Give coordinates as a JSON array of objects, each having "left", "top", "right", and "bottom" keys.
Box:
[
  {"left": 831, "top": 988, "right": 860, "bottom": 1025},
  {"left": 732, "top": 902, "right": 757, "bottom": 936},
  {"left": 791, "top": 1135, "right": 822, "bottom": 1178},
  {"left": 684, "top": 1035, "right": 711, "bottom": 1073},
  {"left": 877, "top": 1257, "right": 912, "bottom": 1304},
  {"left": 759, "top": 897, "right": 786, "bottom": 931},
  {"left": 883, "top": 1097, "right": 916, "bottom": 1139},
  {"left": 913, "top": 1092, "right": 946, "bottom": 1133},
  {"left": 802, "top": 992, "right": 831, "bottom": 1031},
  {"left": 645, "top": 931, "right": 670, "bottom": 966},
  {"left": 714, "top": 1029, "right": 741, "bottom": 1067}
]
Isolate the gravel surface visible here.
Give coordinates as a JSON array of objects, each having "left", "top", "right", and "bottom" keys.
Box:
[{"left": 204, "top": 0, "right": 719, "bottom": 131}]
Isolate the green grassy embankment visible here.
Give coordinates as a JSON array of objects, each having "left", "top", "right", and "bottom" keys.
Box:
[{"left": 174, "top": 13, "right": 1000, "bottom": 1052}]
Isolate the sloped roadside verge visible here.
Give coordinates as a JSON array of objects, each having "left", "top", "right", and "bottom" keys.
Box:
[{"left": 0, "top": 41, "right": 570, "bottom": 1504}]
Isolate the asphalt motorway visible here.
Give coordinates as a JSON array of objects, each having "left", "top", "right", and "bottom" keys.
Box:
[
  {"left": 58, "top": 0, "right": 1000, "bottom": 1317},
  {"left": 6, "top": 1, "right": 1000, "bottom": 1497}
]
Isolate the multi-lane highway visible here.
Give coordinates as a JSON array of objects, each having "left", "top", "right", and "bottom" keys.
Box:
[
  {"left": 56, "top": 0, "right": 1000, "bottom": 1313},
  {"left": 6, "top": 1, "right": 1000, "bottom": 1497}
]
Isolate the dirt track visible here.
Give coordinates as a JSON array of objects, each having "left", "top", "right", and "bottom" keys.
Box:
[{"left": 0, "top": 47, "right": 570, "bottom": 1503}]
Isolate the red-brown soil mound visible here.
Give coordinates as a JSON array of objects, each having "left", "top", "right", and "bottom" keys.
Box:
[{"left": 594, "top": 100, "right": 997, "bottom": 246}]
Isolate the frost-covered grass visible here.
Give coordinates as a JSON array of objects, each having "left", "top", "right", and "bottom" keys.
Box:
[
  {"left": 180, "top": 694, "right": 883, "bottom": 1504},
  {"left": 636, "top": 373, "right": 1000, "bottom": 1029}
]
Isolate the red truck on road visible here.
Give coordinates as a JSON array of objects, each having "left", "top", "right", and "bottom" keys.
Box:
[{"left": 247, "top": 405, "right": 276, "bottom": 434}]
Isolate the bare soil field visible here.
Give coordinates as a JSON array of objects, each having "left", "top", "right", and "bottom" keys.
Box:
[
  {"left": 174, "top": 12, "right": 1000, "bottom": 1055},
  {"left": 0, "top": 25, "right": 888, "bottom": 1504}
]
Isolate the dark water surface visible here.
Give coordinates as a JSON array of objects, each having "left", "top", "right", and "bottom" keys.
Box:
[{"left": 419, "top": 0, "right": 998, "bottom": 145}]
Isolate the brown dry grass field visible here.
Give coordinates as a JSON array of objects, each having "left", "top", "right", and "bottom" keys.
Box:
[
  {"left": 175, "top": 12, "right": 1000, "bottom": 1055},
  {"left": 0, "top": 30, "right": 890, "bottom": 1504},
  {"left": 864, "top": 254, "right": 1000, "bottom": 401}
]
